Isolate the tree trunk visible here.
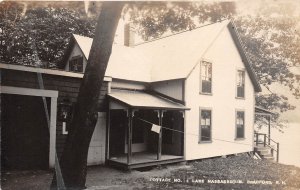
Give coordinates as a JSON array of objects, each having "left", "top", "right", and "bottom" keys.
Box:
[{"left": 51, "top": 2, "right": 124, "bottom": 189}]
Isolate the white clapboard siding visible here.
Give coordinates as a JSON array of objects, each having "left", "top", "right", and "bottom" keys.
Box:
[{"left": 87, "top": 112, "right": 106, "bottom": 166}]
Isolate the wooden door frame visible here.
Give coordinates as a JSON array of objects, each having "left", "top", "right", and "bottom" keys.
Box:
[{"left": 1, "top": 86, "right": 58, "bottom": 168}]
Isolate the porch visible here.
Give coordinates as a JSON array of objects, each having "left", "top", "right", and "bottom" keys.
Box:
[
  {"left": 254, "top": 107, "right": 279, "bottom": 162},
  {"left": 108, "top": 152, "right": 184, "bottom": 170},
  {"left": 107, "top": 89, "right": 189, "bottom": 170}
]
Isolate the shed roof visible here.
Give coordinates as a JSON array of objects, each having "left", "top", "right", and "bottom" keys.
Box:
[
  {"left": 64, "top": 20, "right": 261, "bottom": 92},
  {"left": 108, "top": 89, "right": 189, "bottom": 110},
  {"left": 255, "top": 106, "right": 275, "bottom": 115}
]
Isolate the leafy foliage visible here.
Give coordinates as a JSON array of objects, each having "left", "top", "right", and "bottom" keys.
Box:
[
  {"left": 234, "top": 16, "right": 300, "bottom": 99},
  {"left": 0, "top": 1, "right": 298, "bottom": 130},
  {"left": 233, "top": 5, "right": 300, "bottom": 130},
  {"left": 0, "top": 1, "right": 97, "bottom": 68},
  {"left": 125, "top": 2, "right": 236, "bottom": 40}
]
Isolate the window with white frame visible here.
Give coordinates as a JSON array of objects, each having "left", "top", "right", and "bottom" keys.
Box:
[
  {"left": 199, "top": 109, "right": 212, "bottom": 142},
  {"left": 237, "top": 70, "right": 245, "bottom": 98},
  {"left": 236, "top": 111, "right": 245, "bottom": 139},
  {"left": 200, "top": 61, "right": 212, "bottom": 94}
]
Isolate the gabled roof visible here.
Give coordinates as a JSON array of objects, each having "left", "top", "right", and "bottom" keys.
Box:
[
  {"left": 68, "top": 34, "right": 152, "bottom": 82},
  {"left": 61, "top": 20, "right": 261, "bottom": 92},
  {"left": 137, "top": 20, "right": 228, "bottom": 82}
]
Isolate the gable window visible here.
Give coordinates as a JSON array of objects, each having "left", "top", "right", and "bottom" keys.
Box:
[
  {"left": 236, "top": 111, "right": 245, "bottom": 139},
  {"left": 200, "top": 61, "right": 212, "bottom": 94},
  {"left": 199, "top": 109, "right": 212, "bottom": 142},
  {"left": 237, "top": 70, "right": 245, "bottom": 98},
  {"left": 69, "top": 56, "right": 83, "bottom": 73}
]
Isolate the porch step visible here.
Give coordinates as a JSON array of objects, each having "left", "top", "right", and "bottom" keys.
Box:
[
  {"left": 254, "top": 146, "right": 274, "bottom": 161},
  {"left": 262, "top": 154, "right": 274, "bottom": 160}
]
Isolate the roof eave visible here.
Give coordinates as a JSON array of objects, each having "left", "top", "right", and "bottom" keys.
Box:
[
  {"left": 58, "top": 34, "right": 75, "bottom": 69},
  {"left": 228, "top": 21, "right": 262, "bottom": 93},
  {"left": 108, "top": 91, "right": 190, "bottom": 111},
  {"left": 72, "top": 34, "right": 89, "bottom": 61}
]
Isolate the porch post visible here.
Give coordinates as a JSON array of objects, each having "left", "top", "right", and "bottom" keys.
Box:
[
  {"left": 49, "top": 97, "right": 57, "bottom": 168},
  {"left": 180, "top": 111, "right": 185, "bottom": 156},
  {"left": 106, "top": 109, "right": 111, "bottom": 160},
  {"left": 268, "top": 115, "right": 271, "bottom": 145},
  {"left": 127, "top": 109, "right": 133, "bottom": 164},
  {"left": 157, "top": 110, "right": 163, "bottom": 160}
]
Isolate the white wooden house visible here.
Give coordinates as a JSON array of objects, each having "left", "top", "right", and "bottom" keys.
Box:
[
  {"left": 61, "top": 20, "right": 261, "bottom": 169},
  {"left": 1, "top": 20, "right": 262, "bottom": 170}
]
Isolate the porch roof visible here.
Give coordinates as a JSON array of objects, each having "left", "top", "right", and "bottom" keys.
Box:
[
  {"left": 108, "top": 89, "right": 189, "bottom": 110},
  {"left": 255, "top": 106, "right": 275, "bottom": 116}
]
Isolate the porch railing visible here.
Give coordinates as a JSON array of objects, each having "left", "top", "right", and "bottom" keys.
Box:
[{"left": 254, "top": 132, "right": 279, "bottom": 162}]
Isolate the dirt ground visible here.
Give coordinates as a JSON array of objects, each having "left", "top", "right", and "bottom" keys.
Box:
[
  {"left": 1, "top": 155, "right": 300, "bottom": 190},
  {"left": 0, "top": 163, "right": 188, "bottom": 190}
]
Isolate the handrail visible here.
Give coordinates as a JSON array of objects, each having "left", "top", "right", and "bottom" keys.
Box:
[
  {"left": 267, "top": 136, "right": 277, "bottom": 144},
  {"left": 254, "top": 132, "right": 279, "bottom": 162}
]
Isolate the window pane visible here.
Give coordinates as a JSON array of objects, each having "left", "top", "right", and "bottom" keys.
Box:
[
  {"left": 237, "top": 125, "right": 244, "bottom": 138},
  {"left": 201, "top": 118, "right": 206, "bottom": 125},
  {"left": 237, "top": 86, "right": 244, "bottom": 97},
  {"left": 201, "top": 126, "right": 211, "bottom": 141},
  {"left": 202, "top": 80, "right": 212, "bottom": 93}
]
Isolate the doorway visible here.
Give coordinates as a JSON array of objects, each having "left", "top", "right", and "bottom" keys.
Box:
[{"left": 1, "top": 94, "right": 50, "bottom": 170}]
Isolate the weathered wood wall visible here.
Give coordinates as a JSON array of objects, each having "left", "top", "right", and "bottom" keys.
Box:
[{"left": 1, "top": 69, "right": 108, "bottom": 158}]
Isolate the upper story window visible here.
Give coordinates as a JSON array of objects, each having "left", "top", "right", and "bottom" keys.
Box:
[
  {"left": 199, "top": 109, "right": 212, "bottom": 143},
  {"left": 236, "top": 111, "right": 245, "bottom": 139},
  {"left": 69, "top": 56, "right": 83, "bottom": 73},
  {"left": 237, "top": 70, "right": 245, "bottom": 98},
  {"left": 200, "top": 61, "right": 212, "bottom": 94}
]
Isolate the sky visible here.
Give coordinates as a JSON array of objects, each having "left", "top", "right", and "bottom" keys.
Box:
[{"left": 236, "top": 0, "right": 300, "bottom": 17}]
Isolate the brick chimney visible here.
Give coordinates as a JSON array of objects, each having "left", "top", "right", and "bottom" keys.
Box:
[{"left": 124, "top": 23, "right": 135, "bottom": 47}]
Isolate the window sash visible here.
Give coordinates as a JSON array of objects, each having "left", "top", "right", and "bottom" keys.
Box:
[
  {"left": 200, "top": 125, "right": 211, "bottom": 141},
  {"left": 69, "top": 57, "right": 83, "bottom": 72},
  {"left": 236, "top": 70, "right": 245, "bottom": 97},
  {"left": 201, "top": 62, "right": 212, "bottom": 93},
  {"left": 200, "top": 110, "right": 211, "bottom": 142},
  {"left": 236, "top": 111, "right": 245, "bottom": 138}
]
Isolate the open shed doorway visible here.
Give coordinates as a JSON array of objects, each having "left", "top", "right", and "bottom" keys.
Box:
[{"left": 1, "top": 94, "right": 50, "bottom": 170}]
